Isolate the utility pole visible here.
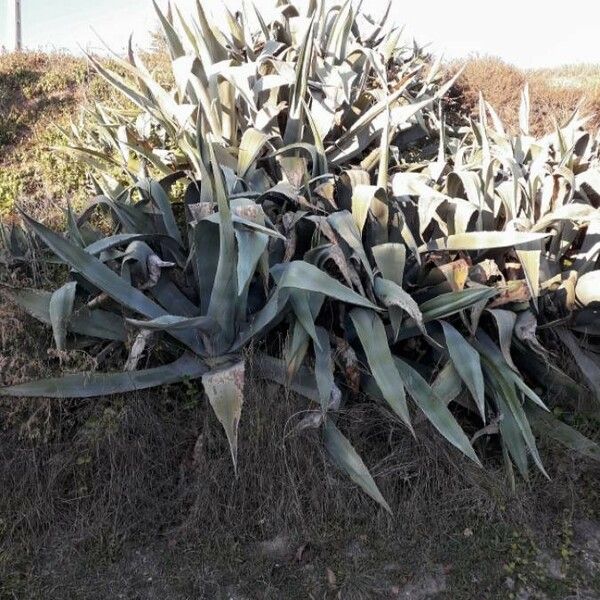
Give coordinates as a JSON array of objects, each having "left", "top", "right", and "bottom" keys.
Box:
[{"left": 11, "top": 0, "right": 22, "bottom": 51}]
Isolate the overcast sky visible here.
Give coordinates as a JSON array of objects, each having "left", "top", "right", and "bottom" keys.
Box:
[{"left": 1, "top": 0, "right": 598, "bottom": 69}]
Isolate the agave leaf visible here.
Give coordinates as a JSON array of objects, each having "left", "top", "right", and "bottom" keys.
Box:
[
  {"left": 327, "top": 210, "right": 373, "bottom": 281},
  {"left": 251, "top": 1, "right": 271, "bottom": 41},
  {"left": 440, "top": 321, "right": 486, "bottom": 422},
  {"left": 526, "top": 404, "right": 600, "bottom": 461},
  {"left": 78, "top": 195, "right": 153, "bottom": 233},
  {"left": 420, "top": 288, "right": 498, "bottom": 322},
  {"left": 66, "top": 202, "right": 85, "bottom": 247},
  {"left": 189, "top": 216, "right": 220, "bottom": 313},
  {"left": 483, "top": 356, "right": 548, "bottom": 478},
  {"left": 172, "top": 56, "right": 223, "bottom": 139},
  {"left": 0, "top": 353, "right": 207, "bottom": 398},
  {"left": 330, "top": 71, "right": 448, "bottom": 165},
  {"left": 515, "top": 241, "right": 542, "bottom": 310},
  {"left": 557, "top": 328, "right": 600, "bottom": 401},
  {"left": 195, "top": 0, "right": 228, "bottom": 62},
  {"left": 152, "top": 0, "right": 185, "bottom": 59},
  {"left": 484, "top": 99, "right": 506, "bottom": 135},
  {"left": 424, "top": 231, "right": 550, "bottom": 252},
  {"left": 372, "top": 243, "right": 405, "bottom": 286},
  {"left": 286, "top": 318, "right": 311, "bottom": 378},
  {"left": 519, "top": 84, "right": 530, "bottom": 136},
  {"left": 324, "top": 0, "right": 353, "bottom": 64},
  {"left": 487, "top": 308, "right": 518, "bottom": 371},
  {"left": 284, "top": 16, "right": 316, "bottom": 144},
  {"left": 393, "top": 357, "right": 481, "bottom": 465},
  {"left": 323, "top": 419, "right": 391, "bottom": 514},
  {"left": 254, "top": 354, "right": 320, "bottom": 403},
  {"left": 1, "top": 286, "right": 126, "bottom": 342},
  {"left": 495, "top": 389, "right": 530, "bottom": 478},
  {"left": 301, "top": 98, "right": 328, "bottom": 174},
  {"left": 374, "top": 277, "right": 430, "bottom": 342},
  {"left": 87, "top": 56, "right": 165, "bottom": 129},
  {"left": 314, "top": 326, "right": 335, "bottom": 410},
  {"left": 204, "top": 361, "right": 245, "bottom": 475},
  {"left": 151, "top": 274, "right": 201, "bottom": 318},
  {"left": 49, "top": 282, "right": 77, "bottom": 351},
  {"left": 272, "top": 261, "right": 379, "bottom": 310},
  {"left": 447, "top": 170, "right": 485, "bottom": 214},
  {"left": 136, "top": 179, "right": 183, "bottom": 246},
  {"left": 327, "top": 80, "right": 414, "bottom": 165},
  {"left": 237, "top": 128, "right": 272, "bottom": 177},
  {"left": 377, "top": 101, "right": 391, "bottom": 190},
  {"left": 235, "top": 229, "right": 269, "bottom": 295},
  {"left": 85, "top": 233, "right": 181, "bottom": 256},
  {"left": 207, "top": 144, "right": 238, "bottom": 349},
  {"left": 20, "top": 214, "right": 201, "bottom": 353},
  {"left": 350, "top": 308, "right": 412, "bottom": 432},
  {"left": 351, "top": 185, "right": 379, "bottom": 233},
  {"left": 290, "top": 290, "right": 324, "bottom": 349},
  {"left": 233, "top": 289, "right": 290, "bottom": 350},
  {"left": 432, "top": 361, "right": 463, "bottom": 406},
  {"left": 126, "top": 314, "right": 220, "bottom": 334},
  {"left": 475, "top": 329, "right": 547, "bottom": 412}
]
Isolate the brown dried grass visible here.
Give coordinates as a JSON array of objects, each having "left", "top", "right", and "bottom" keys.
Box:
[{"left": 449, "top": 56, "right": 600, "bottom": 135}]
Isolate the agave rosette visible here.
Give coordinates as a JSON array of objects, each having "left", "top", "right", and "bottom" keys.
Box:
[{"left": 2, "top": 1, "right": 600, "bottom": 511}]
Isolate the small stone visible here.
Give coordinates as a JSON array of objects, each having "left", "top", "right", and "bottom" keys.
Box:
[
  {"left": 395, "top": 565, "right": 447, "bottom": 599},
  {"left": 537, "top": 551, "right": 564, "bottom": 580},
  {"left": 256, "top": 534, "right": 294, "bottom": 562}
]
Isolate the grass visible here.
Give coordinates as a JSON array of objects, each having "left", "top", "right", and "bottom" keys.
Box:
[
  {"left": 0, "top": 46, "right": 167, "bottom": 220},
  {"left": 0, "top": 52, "right": 92, "bottom": 217},
  {"left": 2, "top": 49, "right": 600, "bottom": 598},
  {"left": 1, "top": 314, "right": 600, "bottom": 598}
]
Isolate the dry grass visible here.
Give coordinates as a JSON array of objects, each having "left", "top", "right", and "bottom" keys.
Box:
[
  {"left": 1, "top": 310, "right": 600, "bottom": 598},
  {"left": 449, "top": 56, "right": 600, "bottom": 135}
]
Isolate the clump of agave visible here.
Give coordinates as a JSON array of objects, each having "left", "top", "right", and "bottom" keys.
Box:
[{"left": 2, "top": 0, "right": 600, "bottom": 512}]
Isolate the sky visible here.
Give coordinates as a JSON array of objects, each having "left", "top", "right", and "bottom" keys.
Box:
[{"left": 1, "top": 0, "right": 600, "bottom": 69}]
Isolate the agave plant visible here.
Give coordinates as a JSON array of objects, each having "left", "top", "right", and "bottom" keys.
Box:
[
  {"left": 58, "top": 0, "right": 453, "bottom": 199},
  {"left": 2, "top": 1, "right": 600, "bottom": 512},
  {"left": 393, "top": 86, "right": 600, "bottom": 396}
]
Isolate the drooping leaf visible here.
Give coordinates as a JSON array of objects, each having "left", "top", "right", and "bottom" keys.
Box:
[
  {"left": 441, "top": 321, "right": 486, "bottom": 422},
  {"left": 393, "top": 357, "right": 481, "bottom": 465},
  {"left": 374, "top": 277, "right": 429, "bottom": 341},
  {"left": 419, "top": 288, "right": 498, "bottom": 322},
  {"left": 272, "top": 261, "right": 379, "bottom": 310},
  {"left": 372, "top": 243, "right": 406, "bottom": 286},
  {"left": 527, "top": 404, "right": 600, "bottom": 461},
  {"left": 203, "top": 361, "right": 245, "bottom": 475},
  {"left": 49, "top": 281, "right": 77, "bottom": 351},
  {"left": 349, "top": 308, "right": 412, "bottom": 432},
  {"left": 314, "top": 326, "right": 335, "bottom": 410},
  {"left": 0, "top": 353, "right": 207, "bottom": 398},
  {"left": 323, "top": 419, "right": 391, "bottom": 514},
  {"left": 487, "top": 308, "right": 518, "bottom": 371},
  {"left": 1, "top": 285, "right": 126, "bottom": 342}
]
